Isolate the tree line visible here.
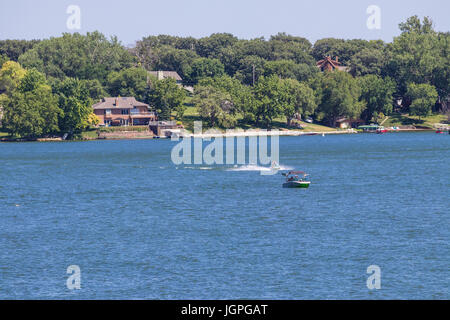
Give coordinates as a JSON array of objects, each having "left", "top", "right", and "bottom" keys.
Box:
[{"left": 0, "top": 16, "right": 448, "bottom": 137}]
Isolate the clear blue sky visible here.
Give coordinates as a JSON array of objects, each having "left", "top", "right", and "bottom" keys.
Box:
[{"left": 0, "top": 0, "right": 448, "bottom": 46}]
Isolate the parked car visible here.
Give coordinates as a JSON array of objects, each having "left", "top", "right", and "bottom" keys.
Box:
[{"left": 305, "top": 117, "right": 313, "bottom": 123}]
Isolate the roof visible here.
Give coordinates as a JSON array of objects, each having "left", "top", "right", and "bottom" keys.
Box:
[
  {"left": 148, "top": 71, "right": 182, "bottom": 81},
  {"left": 92, "top": 97, "right": 150, "bottom": 110},
  {"left": 317, "top": 56, "right": 349, "bottom": 72}
]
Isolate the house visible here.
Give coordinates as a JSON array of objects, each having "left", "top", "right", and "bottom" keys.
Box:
[
  {"left": 148, "top": 70, "right": 194, "bottom": 93},
  {"left": 92, "top": 97, "right": 157, "bottom": 126},
  {"left": 316, "top": 56, "right": 349, "bottom": 72},
  {"left": 148, "top": 71, "right": 183, "bottom": 85},
  {"left": 335, "top": 118, "right": 364, "bottom": 129}
]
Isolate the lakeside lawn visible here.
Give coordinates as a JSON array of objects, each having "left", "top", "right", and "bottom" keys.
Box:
[
  {"left": 181, "top": 106, "right": 336, "bottom": 133},
  {"left": 0, "top": 131, "right": 9, "bottom": 137},
  {"left": 382, "top": 113, "right": 447, "bottom": 129}
]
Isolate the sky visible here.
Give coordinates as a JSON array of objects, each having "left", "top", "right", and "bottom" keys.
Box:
[{"left": 0, "top": 0, "right": 449, "bottom": 46}]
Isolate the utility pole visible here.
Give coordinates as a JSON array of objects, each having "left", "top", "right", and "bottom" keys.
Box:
[{"left": 252, "top": 64, "right": 255, "bottom": 86}]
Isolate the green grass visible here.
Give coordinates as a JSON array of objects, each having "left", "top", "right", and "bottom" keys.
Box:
[
  {"left": 80, "top": 129, "right": 99, "bottom": 140},
  {"left": 179, "top": 106, "right": 336, "bottom": 132},
  {"left": 382, "top": 113, "right": 447, "bottom": 129},
  {"left": 0, "top": 131, "right": 9, "bottom": 137}
]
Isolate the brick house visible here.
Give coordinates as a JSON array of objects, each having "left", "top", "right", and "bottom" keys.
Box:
[{"left": 92, "top": 97, "right": 156, "bottom": 126}]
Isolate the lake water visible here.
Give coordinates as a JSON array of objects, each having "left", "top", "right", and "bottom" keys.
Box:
[{"left": 0, "top": 132, "right": 448, "bottom": 299}]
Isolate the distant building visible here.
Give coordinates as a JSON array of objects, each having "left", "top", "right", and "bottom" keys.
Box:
[
  {"left": 336, "top": 118, "right": 364, "bottom": 129},
  {"left": 148, "top": 71, "right": 183, "bottom": 84},
  {"left": 316, "top": 56, "right": 349, "bottom": 72},
  {"left": 148, "top": 70, "right": 194, "bottom": 93},
  {"left": 92, "top": 97, "right": 156, "bottom": 126}
]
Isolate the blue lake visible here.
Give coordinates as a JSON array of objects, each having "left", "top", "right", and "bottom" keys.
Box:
[{"left": 0, "top": 132, "right": 448, "bottom": 299}]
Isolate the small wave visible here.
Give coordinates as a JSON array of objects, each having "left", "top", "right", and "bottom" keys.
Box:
[
  {"left": 182, "top": 166, "right": 214, "bottom": 170},
  {"left": 226, "top": 164, "right": 293, "bottom": 172}
]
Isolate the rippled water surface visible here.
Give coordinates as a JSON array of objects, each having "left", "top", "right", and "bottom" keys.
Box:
[{"left": 0, "top": 132, "right": 448, "bottom": 299}]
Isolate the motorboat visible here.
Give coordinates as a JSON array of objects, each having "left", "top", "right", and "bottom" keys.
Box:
[{"left": 282, "top": 171, "right": 310, "bottom": 188}]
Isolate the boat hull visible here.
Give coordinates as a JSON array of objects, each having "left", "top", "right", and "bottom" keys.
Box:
[{"left": 282, "top": 181, "right": 310, "bottom": 188}]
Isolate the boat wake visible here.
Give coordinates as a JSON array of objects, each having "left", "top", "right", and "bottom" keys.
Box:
[{"left": 226, "top": 164, "right": 293, "bottom": 172}]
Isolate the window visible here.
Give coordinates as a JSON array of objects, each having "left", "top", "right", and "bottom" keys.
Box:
[
  {"left": 105, "top": 109, "right": 111, "bottom": 115},
  {"left": 121, "top": 109, "right": 129, "bottom": 115}
]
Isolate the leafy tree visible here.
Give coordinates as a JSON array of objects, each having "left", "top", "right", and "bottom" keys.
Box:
[
  {"left": 317, "top": 71, "right": 364, "bottom": 126},
  {"left": 148, "top": 77, "right": 186, "bottom": 120},
  {"left": 197, "top": 75, "right": 255, "bottom": 117},
  {"left": 313, "top": 38, "right": 385, "bottom": 66},
  {"left": 107, "top": 67, "right": 149, "bottom": 101},
  {"left": 359, "top": 75, "right": 396, "bottom": 122},
  {"left": 349, "top": 47, "right": 387, "bottom": 77},
  {"left": 399, "top": 15, "right": 434, "bottom": 34},
  {"left": 233, "top": 55, "right": 266, "bottom": 85},
  {"left": 82, "top": 79, "right": 107, "bottom": 100},
  {"left": 152, "top": 46, "right": 199, "bottom": 84},
  {"left": 193, "top": 85, "right": 237, "bottom": 128},
  {"left": 189, "top": 58, "right": 225, "bottom": 85},
  {"left": 0, "top": 54, "right": 8, "bottom": 68},
  {"left": 0, "top": 61, "right": 27, "bottom": 94},
  {"left": 281, "top": 79, "right": 317, "bottom": 125},
  {"left": 0, "top": 40, "right": 40, "bottom": 61},
  {"left": 264, "top": 59, "right": 317, "bottom": 82},
  {"left": 54, "top": 78, "right": 93, "bottom": 134},
  {"left": 18, "top": 32, "right": 135, "bottom": 82},
  {"left": 387, "top": 16, "right": 448, "bottom": 98},
  {"left": 196, "top": 33, "right": 238, "bottom": 58},
  {"left": 253, "top": 75, "right": 285, "bottom": 127},
  {"left": 2, "top": 69, "right": 61, "bottom": 138},
  {"left": 269, "top": 33, "right": 314, "bottom": 65},
  {"left": 406, "top": 83, "right": 438, "bottom": 118}
]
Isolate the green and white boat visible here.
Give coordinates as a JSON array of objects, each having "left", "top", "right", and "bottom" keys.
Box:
[{"left": 282, "top": 171, "right": 310, "bottom": 188}]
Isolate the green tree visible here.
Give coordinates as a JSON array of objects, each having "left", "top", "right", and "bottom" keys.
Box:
[
  {"left": 406, "top": 83, "right": 438, "bottom": 118},
  {"left": 317, "top": 71, "right": 364, "bottom": 126},
  {"left": 264, "top": 59, "right": 317, "bottom": 82},
  {"left": 54, "top": 78, "right": 93, "bottom": 134},
  {"left": 152, "top": 47, "right": 199, "bottom": 84},
  {"left": 233, "top": 55, "right": 266, "bottom": 85},
  {"left": 0, "top": 54, "right": 8, "bottom": 68},
  {"left": 193, "top": 85, "right": 237, "bottom": 128},
  {"left": 0, "top": 39, "right": 40, "bottom": 61},
  {"left": 349, "top": 47, "right": 387, "bottom": 77},
  {"left": 359, "top": 75, "right": 396, "bottom": 122},
  {"left": 18, "top": 32, "right": 135, "bottom": 82},
  {"left": 253, "top": 75, "right": 285, "bottom": 127},
  {"left": 197, "top": 75, "right": 254, "bottom": 115},
  {"left": 281, "top": 79, "right": 317, "bottom": 126},
  {"left": 82, "top": 79, "right": 107, "bottom": 100},
  {"left": 2, "top": 69, "right": 61, "bottom": 138},
  {"left": 0, "top": 61, "right": 27, "bottom": 94},
  {"left": 387, "top": 16, "right": 448, "bottom": 98},
  {"left": 196, "top": 33, "right": 238, "bottom": 58},
  {"left": 107, "top": 67, "right": 149, "bottom": 101},
  {"left": 189, "top": 58, "right": 225, "bottom": 85},
  {"left": 148, "top": 77, "right": 186, "bottom": 120}
]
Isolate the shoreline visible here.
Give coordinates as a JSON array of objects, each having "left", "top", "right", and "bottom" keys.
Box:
[{"left": 0, "top": 128, "right": 442, "bottom": 143}]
